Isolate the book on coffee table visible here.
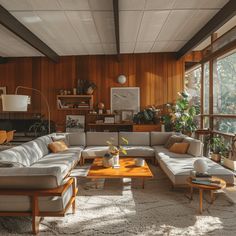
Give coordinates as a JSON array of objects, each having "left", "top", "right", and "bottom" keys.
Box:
[{"left": 191, "top": 179, "right": 221, "bottom": 187}]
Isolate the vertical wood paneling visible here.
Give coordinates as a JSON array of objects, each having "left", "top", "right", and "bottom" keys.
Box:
[{"left": 0, "top": 53, "right": 184, "bottom": 129}]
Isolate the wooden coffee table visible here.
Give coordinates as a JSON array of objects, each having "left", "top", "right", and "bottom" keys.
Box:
[
  {"left": 87, "top": 157, "right": 153, "bottom": 188},
  {"left": 186, "top": 177, "right": 226, "bottom": 214}
]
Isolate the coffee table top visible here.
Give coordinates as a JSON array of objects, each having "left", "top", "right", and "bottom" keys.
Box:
[
  {"left": 186, "top": 177, "right": 226, "bottom": 190},
  {"left": 87, "top": 157, "right": 153, "bottom": 178}
]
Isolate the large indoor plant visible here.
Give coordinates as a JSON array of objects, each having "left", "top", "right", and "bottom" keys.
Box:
[
  {"left": 133, "top": 106, "right": 160, "bottom": 124},
  {"left": 163, "top": 91, "right": 200, "bottom": 135}
]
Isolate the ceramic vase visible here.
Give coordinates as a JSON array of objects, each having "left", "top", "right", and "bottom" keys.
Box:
[
  {"left": 113, "top": 154, "right": 120, "bottom": 168},
  {"left": 102, "top": 156, "right": 114, "bottom": 168}
]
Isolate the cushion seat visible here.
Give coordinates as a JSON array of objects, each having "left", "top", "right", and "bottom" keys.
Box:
[
  {"left": 82, "top": 146, "right": 109, "bottom": 158},
  {"left": 120, "top": 146, "right": 155, "bottom": 157}
]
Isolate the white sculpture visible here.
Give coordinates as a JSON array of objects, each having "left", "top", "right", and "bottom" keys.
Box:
[{"left": 193, "top": 159, "right": 208, "bottom": 173}]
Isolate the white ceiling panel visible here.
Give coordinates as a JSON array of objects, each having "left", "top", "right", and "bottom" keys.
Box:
[
  {"left": 0, "top": 0, "right": 33, "bottom": 11},
  {"left": 137, "top": 11, "right": 169, "bottom": 42},
  {"left": 120, "top": 11, "right": 143, "bottom": 43},
  {"left": 83, "top": 43, "right": 104, "bottom": 54},
  {"left": 173, "top": 0, "right": 229, "bottom": 9},
  {"left": 120, "top": 43, "right": 135, "bottom": 53},
  {"left": 51, "top": 42, "right": 87, "bottom": 55},
  {"left": 102, "top": 44, "right": 116, "bottom": 54},
  {"left": 66, "top": 11, "right": 100, "bottom": 44},
  {"left": 145, "top": 0, "right": 175, "bottom": 10},
  {"left": 0, "top": 25, "right": 42, "bottom": 57},
  {"left": 134, "top": 42, "right": 153, "bottom": 53},
  {"left": 120, "top": 0, "right": 146, "bottom": 10},
  {"left": 93, "top": 11, "right": 115, "bottom": 43},
  {"left": 88, "top": 0, "right": 112, "bottom": 10},
  {"left": 29, "top": 0, "right": 61, "bottom": 10},
  {"left": 58, "top": 0, "right": 90, "bottom": 10},
  {"left": 151, "top": 40, "right": 186, "bottom": 52}
]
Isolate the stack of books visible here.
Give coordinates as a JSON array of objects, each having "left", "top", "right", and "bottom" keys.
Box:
[{"left": 190, "top": 171, "right": 220, "bottom": 187}]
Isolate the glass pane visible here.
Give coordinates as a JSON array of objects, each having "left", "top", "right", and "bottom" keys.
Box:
[
  {"left": 203, "top": 116, "right": 209, "bottom": 129},
  {"left": 185, "top": 66, "right": 201, "bottom": 107},
  {"left": 214, "top": 117, "right": 236, "bottom": 134},
  {"left": 213, "top": 52, "right": 236, "bottom": 114},
  {"left": 203, "top": 62, "right": 209, "bottom": 114}
]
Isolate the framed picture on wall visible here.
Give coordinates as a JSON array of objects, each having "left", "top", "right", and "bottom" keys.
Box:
[
  {"left": 66, "top": 115, "right": 85, "bottom": 132},
  {"left": 121, "top": 110, "right": 134, "bottom": 122},
  {"left": 111, "top": 87, "right": 140, "bottom": 113}
]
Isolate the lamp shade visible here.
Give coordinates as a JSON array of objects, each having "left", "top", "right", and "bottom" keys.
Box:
[{"left": 1, "top": 94, "right": 29, "bottom": 112}]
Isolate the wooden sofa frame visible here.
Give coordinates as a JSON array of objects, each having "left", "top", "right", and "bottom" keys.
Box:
[{"left": 0, "top": 177, "right": 78, "bottom": 234}]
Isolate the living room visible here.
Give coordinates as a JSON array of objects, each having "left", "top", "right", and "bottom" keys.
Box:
[{"left": 0, "top": 0, "right": 236, "bottom": 235}]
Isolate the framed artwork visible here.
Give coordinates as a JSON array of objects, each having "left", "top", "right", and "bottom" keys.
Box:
[
  {"left": 66, "top": 115, "right": 85, "bottom": 132},
  {"left": 111, "top": 87, "right": 140, "bottom": 113},
  {"left": 104, "top": 117, "right": 115, "bottom": 124},
  {"left": 0, "top": 87, "right": 6, "bottom": 95},
  {"left": 121, "top": 110, "right": 134, "bottom": 122}
]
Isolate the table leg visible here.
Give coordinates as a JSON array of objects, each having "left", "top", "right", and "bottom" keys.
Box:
[
  {"left": 199, "top": 189, "right": 203, "bottom": 214},
  {"left": 210, "top": 190, "right": 215, "bottom": 204},
  {"left": 142, "top": 178, "right": 145, "bottom": 189},
  {"left": 190, "top": 186, "right": 193, "bottom": 200}
]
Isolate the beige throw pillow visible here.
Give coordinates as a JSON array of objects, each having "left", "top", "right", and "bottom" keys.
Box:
[
  {"left": 169, "top": 142, "right": 189, "bottom": 154},
  {"left": 48, "top": 140, "right": 68, "bottom": 153},
  {"left": 164, "top": 135, "right": 185, "bottom": 149}
]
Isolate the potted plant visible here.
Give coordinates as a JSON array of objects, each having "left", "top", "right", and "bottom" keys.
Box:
[
  {"left": 104, "top": 137, "right": 128, "bottom": 168},
  {"left": 133, "top": 106, "right": 160, "bottom": 124},
  {"left": 209, "top": 135, "right": 229, "bottom": 163},
  {"left": 223, "top": 136, "right": 236, "bottom": 170},
  {"left": 162, "top": 92, "right": 200, "bottom": 135}
]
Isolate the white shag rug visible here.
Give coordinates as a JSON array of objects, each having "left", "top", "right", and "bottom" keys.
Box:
[{"left": 0, "top": 164, "right": 236, "bottom": 236}]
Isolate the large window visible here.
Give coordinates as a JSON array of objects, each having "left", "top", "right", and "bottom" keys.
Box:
[
  {"left": 213, "top": 52, "right": 236, "bottom": 114},
  {"left": 203, "top": 62, "right": 209, "bottom": 114}
]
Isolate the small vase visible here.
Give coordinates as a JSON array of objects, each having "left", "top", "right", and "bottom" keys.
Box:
[
  {"left": 113, "top": 154, "right": 120, "bottom": 168},
  {"left": 103, "top": 156, "right": 114, "bottom": 168}
]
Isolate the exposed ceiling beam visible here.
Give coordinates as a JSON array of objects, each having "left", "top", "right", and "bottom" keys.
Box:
[
  {"left": 0, "top": 5, "right": 59, "bottom": 63},
  {"left": 0, "top": 56, "right": 7, "bottom": 64},
  {"left": 177, "top": 0, "right": 236, "bottom": 59},
  {"left": 113, "top": 0, "right": 120, "bottom": 61}
]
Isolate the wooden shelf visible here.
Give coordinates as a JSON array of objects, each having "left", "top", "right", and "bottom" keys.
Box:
[
  {"left": 57, "top": 94, "right": 93, "bottom": 111},
  {"left": 88, "top": 123, "right": 133, "bottom": 126}
]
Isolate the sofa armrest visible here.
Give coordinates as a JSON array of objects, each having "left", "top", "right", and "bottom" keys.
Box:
[{"left": 0, "top": 167, "right": 63, "bottom": 189}]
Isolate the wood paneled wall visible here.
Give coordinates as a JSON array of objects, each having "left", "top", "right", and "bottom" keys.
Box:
[{"left": 0, "top": 53, "right": 184, "bottom": 130}]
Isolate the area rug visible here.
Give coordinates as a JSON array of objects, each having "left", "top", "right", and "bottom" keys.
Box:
[{"left": 0, "top": 164, "right": 236, "bottom": 236}]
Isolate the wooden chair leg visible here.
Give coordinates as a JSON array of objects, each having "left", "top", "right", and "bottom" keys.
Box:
[
  {"left": 32, "top": 195, "right": 40, "bottom": 234},
  {"left": 72, "top": 178, "right": 77, "bottom": 214},
  {"left": 80, "top": 156, "right": 84, "bottom": 166}
]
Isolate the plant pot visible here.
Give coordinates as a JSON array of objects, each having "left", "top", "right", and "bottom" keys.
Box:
[
  {"left": 223, "top": 158, "right": 236, "bottom": 170},
  {"left": 102, "top": 156, "right": 114, "bottom": 168},
  {"left": 211, "top": 153, "right": 221, "bottom": 163}
]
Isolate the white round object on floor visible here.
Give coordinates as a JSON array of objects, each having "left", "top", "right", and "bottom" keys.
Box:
[{"left": 193, "top": 159, "right": 208, "bottom": 173}]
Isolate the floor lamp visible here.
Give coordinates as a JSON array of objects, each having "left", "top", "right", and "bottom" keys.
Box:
[{"left": 1, "top": 86, "right": 51, "bottom": 134}]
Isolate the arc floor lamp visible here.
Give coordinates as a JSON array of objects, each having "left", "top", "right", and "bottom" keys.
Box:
[{"left": 1, "top": 86, "right": 51, "bottom": 134}]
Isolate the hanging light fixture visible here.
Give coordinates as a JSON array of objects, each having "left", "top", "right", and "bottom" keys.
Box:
[{"left": 117, "top": 75, "right": 127, "bottom": 84}]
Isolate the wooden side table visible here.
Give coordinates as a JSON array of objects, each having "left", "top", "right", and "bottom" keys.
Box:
[{"left": 186, "top": 177, "right": 226, "bottom": 214}]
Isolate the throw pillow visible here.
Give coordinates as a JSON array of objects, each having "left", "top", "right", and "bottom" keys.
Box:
[
  {"left": 169, "top": 142, "right": 189, "bottom": 154},
  {"left": 51, "top": 134, "right": 69, "bottom": 146},
  {"left": 48, "top": 140, "right": 68, "bottom": 153},
  {"left": 164, "top": 135, "right": 185, "bottom": 149}
]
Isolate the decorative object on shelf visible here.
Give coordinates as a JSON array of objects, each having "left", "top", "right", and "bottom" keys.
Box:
[
  {"left": 161, "top": 91, "right": 200, "bottom": 135},
  {"left": 121, "top": 110, "right": 134, "bottom": 122},
  {"left": 117, "top": 75, "right": 127, "bottom": 84},
  {"left": 222, "top": 136, "right": 236, "bottom": 170},
  {"left": 0, "top": 86, "right": 6, "bottom": 95},
  {"left": 106, "top": 109, "right": 111, "bottom": 114},
  {"left": 135, "top": 158, "right": 145, "bottom": 167},
  {"left": 77, "top": 79, "right": 97, "bottom": 95},
  {"left": 104, "top": 117, "right": 115, "bottom": 124},
  {"left": 133, "top": 106, "right": 160, "bottom": 124},
  {"left": 73, "top": 88, "right": 77, "bottom": 95},
  {"left": 66, "top": 115, "right": 85, "bottom": 132},
  {"left": 98, "top": 102, "right": 105, "bottom": 114},
  {"left": 86, "top": 81, "right": 97, "bottom": 95},
  {"left": 1, "top": 86, "right": 51, "bottom": 133},
  {"left": 111, "top": 87, "right": 140, "bottom": 113},
  {"left": 193, "top": 159, "right": 208, "bottom": 174},
  {"left": 106, "top": 137, "right": 128, "bottom": 168}
]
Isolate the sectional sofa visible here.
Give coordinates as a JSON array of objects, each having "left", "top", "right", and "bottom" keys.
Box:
[{"left": 0, "top": 131, "right": 234, "bottom": 234}]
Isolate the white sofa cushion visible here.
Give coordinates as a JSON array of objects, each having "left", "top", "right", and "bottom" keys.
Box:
[
  {"left": 183, "top": 137, "right": 203, "bottom": 157},
  {"left": 82, "top": 146, "right": 109, "bottom": 158},
  {"left": 67, "top": 132, "right": 86, "bottom": 146},
  {"left": 86, "top": 132, "right": 118, "bottom": 146},
  {"left": 119, "top": 146, "right": 154, "bottom": 157},
  {"left": 158, "top": 156, "right": 234, "bottom": 185},
  {"left": 119, "top": 132, "right": 150, "bottom": 146},
  {"left": 151, "top": 132, "right": 174, "bottom": 146}
]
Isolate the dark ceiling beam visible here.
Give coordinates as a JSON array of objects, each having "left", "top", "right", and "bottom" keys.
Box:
[
  {"left": 177, "top": 0, "right": 236, "bottom": 59},
  {"left": 0, "top": 56, "right": 7, "bottom": 64},
  {"left": 113, "top": 0, "right": 120, "bottom": 61},
  {"left": 0, "top": 5, "right": 59, "bottom": 63}
]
